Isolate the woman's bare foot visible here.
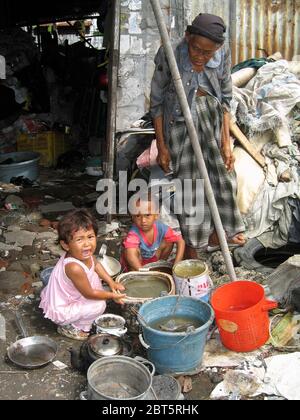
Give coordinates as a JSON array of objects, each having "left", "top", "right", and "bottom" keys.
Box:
[
  {"left": 184, "top": 246, "right": 198, "bottom": 259},
  {"left": 228, "top": 233, "right": 246, "bottom": 246},
  {"left": 208, "top": 231, "right": 246, "bottom": 250}
]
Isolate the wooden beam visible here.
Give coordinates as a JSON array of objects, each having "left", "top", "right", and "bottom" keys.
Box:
[{"left": 229, "top": 121, "right": 266, "bottom": 169}]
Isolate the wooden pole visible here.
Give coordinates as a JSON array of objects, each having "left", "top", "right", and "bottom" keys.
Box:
[{"left": 106, "top": 0, "right": 121, "bottom": 224}]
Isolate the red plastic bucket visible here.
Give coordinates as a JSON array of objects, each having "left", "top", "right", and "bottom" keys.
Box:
[{"left": 211, "top": 281, "right": 277, "bottom": 352}]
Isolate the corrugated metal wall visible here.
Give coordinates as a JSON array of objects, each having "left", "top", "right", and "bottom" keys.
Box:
[{"left": 192, "top": 0, "right": 300, "bottom": 65}]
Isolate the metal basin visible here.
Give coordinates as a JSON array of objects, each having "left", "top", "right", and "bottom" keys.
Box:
[{"left": 0, "top": 152, "right": 40, "bottom": 183}]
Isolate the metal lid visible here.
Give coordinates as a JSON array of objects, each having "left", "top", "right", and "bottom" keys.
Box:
[{"left": 88, "top": 334, "right": 123, "bottom": 357}]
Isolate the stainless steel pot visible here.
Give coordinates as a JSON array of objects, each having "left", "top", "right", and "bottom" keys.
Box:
[
  {"left": 87, "top": 356, "right": 155, "bottom": 400},
  {"left": 87, "top": 334, "right": 123, "bottom": 358},
  {"left": 93, "top": 314, "right": 127, "bottom": 337}
]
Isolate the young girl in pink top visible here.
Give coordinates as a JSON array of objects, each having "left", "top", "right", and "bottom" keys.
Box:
[{"left": 39, "top": 209, "right": 126, "bottom": 341}]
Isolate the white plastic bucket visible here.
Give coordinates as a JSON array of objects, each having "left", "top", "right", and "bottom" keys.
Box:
[{"left": 173, "top": 260, "right": 212, "bottom": 302}]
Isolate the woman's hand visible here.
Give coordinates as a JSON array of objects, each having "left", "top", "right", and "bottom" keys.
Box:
[
  {"left": 157, "top": 146, "right": 171, "bottom": 173},
  {"left": 221, "top": 111, "right": 234, "bottom": 172},
  {"left": 221, "top": 144, "right": 235, "bottom": 172}
]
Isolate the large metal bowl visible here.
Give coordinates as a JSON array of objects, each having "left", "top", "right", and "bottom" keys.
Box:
[
  {"left": 0, "top": 152, "right": 40, "bottom": 183},
  {"left": 97, "top": 255, "right": 121, "bottom": 278}
]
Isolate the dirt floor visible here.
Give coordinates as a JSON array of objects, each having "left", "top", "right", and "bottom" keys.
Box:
[
  {"left": 0, "top": 167, "right": 222, "bottom": 401},
  {"left": 0, "top": 268, "right": 215, "bottom": 401},
  {"left": 0, "top": 166, "right": 279, "bottom": 401}
]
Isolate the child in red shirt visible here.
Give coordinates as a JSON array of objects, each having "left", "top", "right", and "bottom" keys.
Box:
[{"left": 122, "top": 197, "right": 185, "bottom": 271}]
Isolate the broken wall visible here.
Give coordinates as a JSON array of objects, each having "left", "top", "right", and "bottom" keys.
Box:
[{"left": 117, "top": 0, "right": 188, "bottom": 131}]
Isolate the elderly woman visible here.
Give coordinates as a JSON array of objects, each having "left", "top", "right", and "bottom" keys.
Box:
[{"left": 150, "top": 13, "right": 246, "bottom": 258}]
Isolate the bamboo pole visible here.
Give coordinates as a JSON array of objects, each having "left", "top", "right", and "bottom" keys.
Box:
[{"left": 106, "top": 0, "right": 121, "bottom": 224}]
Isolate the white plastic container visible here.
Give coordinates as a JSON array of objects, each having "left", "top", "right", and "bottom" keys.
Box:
[{"left": 173, "top": 260, "right": 213, "bottom": 302}]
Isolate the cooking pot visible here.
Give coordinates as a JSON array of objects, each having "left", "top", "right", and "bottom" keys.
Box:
[
  {"left": 7, "top": 312, "right": 58, "bottom": 369},
  {"left": 70, "top": 334, "right": 133, "bottom": 373},
  {"left": 93, "top": 313, "right": 127, "bottom": 337},
  {"left": 86, "top": 356, "right": 155, "bottom": 400},
  {"left": 87, "top": 333, "right": 123, "bottom": 358}
]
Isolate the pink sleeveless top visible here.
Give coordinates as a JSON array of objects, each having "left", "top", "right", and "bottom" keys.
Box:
[{"left": 39, "top": 253, "right": 106, "bottom": 330}]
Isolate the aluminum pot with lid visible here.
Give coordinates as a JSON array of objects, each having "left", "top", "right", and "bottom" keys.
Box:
[{"left": 87, "top": 334, "right": 123, "bottom": 358}]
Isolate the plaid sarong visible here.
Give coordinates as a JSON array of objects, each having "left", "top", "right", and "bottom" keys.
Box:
[{"left": 169, "top": 95, "right": 245, "bottom": 248}]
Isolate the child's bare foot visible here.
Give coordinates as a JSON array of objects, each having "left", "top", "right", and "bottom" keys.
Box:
[{"left": 57, "top": 325, "right": 89, "bottom": 341}]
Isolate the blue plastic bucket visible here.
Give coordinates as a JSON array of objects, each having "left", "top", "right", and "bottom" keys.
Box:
[{"left": 138, "top": 296, "right": 214, "bottom": 374}]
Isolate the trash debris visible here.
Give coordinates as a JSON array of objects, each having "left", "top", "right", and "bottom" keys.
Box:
[
  {"left": 40, "top": 202, "right": 75, "bottom": 214},
  {"left": 52, "top": 361, "right": 68, "bottom": 370},
  {"left": 211, "top": 353, "right": 300, "bottom": 400},
  {"left": 0, "top": 314, "right": 6, "bottom": 341},
  {"left": 203, "top": 336, "right": 261, "bottom": 368},
  {"left": 0, "top": 182, "right": 22, "bottom": 193},
  {"left": 268, "top": 312, "right": 300, "bottom": 349},
  {"left": 178, "top": 376, "right": 193, "bottom": 393},
  {"left": 267, "top": 255, "right": 300, "bottom": 309},
  {"left": 4, "top": 195, "right": 24, "bottom": 210}
]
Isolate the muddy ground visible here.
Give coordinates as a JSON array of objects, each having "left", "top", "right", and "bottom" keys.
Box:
[{"left": 0, "top": 167, "right": 270, "bottom": 401}]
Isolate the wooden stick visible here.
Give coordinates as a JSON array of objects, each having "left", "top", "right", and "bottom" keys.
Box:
[{"left": 229, "top": 121, "right": 266, "bottom": 168}]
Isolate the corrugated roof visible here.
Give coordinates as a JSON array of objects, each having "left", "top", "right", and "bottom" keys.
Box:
[{"left": 191, "top": 0, "right": 300, "bottom": 65}]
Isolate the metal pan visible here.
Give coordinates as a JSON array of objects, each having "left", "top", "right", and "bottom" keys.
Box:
[{"left": 7, "top": 311, "right": 58, "bottom": 369}]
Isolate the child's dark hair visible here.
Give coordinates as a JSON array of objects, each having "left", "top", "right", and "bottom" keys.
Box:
[
  {"left": 58, "top": 209, "right": 98, "bottom": 243},
  {"left": 130, "top": 189, "right": 159, "bottom": 215}
]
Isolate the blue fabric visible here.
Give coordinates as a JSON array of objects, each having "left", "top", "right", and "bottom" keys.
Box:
[{"left": 130, "top": 220, "right": 169, "bottom": 259}]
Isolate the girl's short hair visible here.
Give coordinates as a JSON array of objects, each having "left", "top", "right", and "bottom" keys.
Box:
[{"left": 58, "top": 209, "right": 98, "bottom": 243}]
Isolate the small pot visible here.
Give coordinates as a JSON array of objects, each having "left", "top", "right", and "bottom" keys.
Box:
[
  {"left": 87, "top": 334, "right": 123, "bottom": 358},
  {"left": 69, "top": 334, "right": 133, "bottom": 373},
  {"left": 93, "top": 314, "right": 127, "bottom": 337}
]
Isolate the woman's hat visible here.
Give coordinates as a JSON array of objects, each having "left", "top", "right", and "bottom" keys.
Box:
[{"left": 187, "top": 13, "right": 226, "bottom": 44}]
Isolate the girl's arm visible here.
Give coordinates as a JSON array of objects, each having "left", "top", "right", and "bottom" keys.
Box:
[
  {"left": 65, "top": 262, "right": 126, "bottom": 302},
  {"left": 94, "top": 258, "right": 125, "bottom": 292},
  {"left": 174, "top": 238, "right": 185, "bottom": 266}
]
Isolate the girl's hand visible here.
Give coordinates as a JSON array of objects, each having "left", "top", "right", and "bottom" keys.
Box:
[
  {"left": 112, "top": 283, "right": 126, "bottom": 293},
  {"left": 112, "top": 293, "right": 126, "bottom": 305}
]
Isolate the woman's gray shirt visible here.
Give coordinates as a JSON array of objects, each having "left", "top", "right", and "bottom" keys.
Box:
[{"left": 150, "top": 39, "right": 232, "bottom": 143}]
